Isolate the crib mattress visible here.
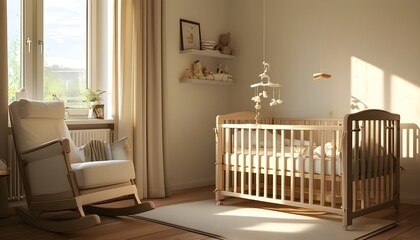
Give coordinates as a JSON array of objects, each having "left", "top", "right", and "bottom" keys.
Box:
[{"left": 225, "top": 152, "right": 342, "bottom": 176}]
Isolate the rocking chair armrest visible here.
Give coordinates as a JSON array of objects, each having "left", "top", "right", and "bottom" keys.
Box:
[{"left": 21, "top": 138, "right": 71, "bottom": 164}]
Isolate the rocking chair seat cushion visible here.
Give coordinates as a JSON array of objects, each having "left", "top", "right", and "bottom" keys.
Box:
[{"left": 72, "top": 160, "right": 135, "bottom": 190}]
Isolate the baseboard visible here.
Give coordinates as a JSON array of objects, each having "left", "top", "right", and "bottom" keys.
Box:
[
  {"left": 401, "top": 194, "right": 420, "bottom": 205},
  {"left": 171, "top": 178, "right": 214, "bottom": 191}
]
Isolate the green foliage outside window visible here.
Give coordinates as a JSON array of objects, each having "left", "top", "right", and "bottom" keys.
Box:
[
  {"left": 8, "top": 37, "right": 20, "bottom": 103},
  {"left": 8, "top": 35, "right": 87, "bottom": 108}
]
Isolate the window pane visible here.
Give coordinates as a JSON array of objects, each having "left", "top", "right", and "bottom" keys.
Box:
[
  {"left": 44, "top": 0, "right": 87, "bottom": 107},
  {"left": 7, "top": 0, "right": 22, "bottom": 104}
]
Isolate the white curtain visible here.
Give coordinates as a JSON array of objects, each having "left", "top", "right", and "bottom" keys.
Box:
[
  {"left": 113, "top": 0, "right": 167, "bottom": 198},
  {"left": 0, "top": 0, "right": 9, "bottom": 162}
]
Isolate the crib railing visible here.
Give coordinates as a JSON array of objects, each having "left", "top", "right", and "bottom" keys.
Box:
[
  {"left": 216, "top": 122, "right": 344, "bottom": 211},
  {"left": 215, "top": 110, "right": 401, "bottom": 228},
  {"left": 216, "top": 117, "right": 399, "bottom": 216}
]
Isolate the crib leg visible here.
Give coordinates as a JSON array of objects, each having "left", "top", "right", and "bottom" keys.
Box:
[
  {"left": 214, "top": 188, "right": 225, "bottom": 203},
  {"left": 395, "top": 203, "right": 400, "bottom": 213},
  {"left": 216, "top": 200, "right": 223, "bottom": 206}
]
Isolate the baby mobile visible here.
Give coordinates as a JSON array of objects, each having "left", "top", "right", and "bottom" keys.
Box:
[
  {"left": 251, "top": 61, "right": 282, "bottom": 123},
  {"left": 250, "top": 0, "right": 282, "bottom": 123}
]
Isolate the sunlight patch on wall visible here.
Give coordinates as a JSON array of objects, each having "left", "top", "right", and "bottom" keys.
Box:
[
  {"left": 390, "top": 75, "right": 420, "bottom": 160},
  {"left": 390, "top": 74, "right": 420, "bottom": 122},
  {"left": 401, "top": 123, "right": 418, "bottom": 159},
  {"left": 350, "top": 56, "right": 384, "bottom": 112}
]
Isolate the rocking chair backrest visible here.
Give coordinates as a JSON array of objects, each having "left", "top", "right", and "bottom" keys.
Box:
[{"left": 9, "top": 99, "right": 82, "bottom": 164}]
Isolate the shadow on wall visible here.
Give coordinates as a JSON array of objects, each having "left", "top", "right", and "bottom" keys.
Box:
[
  {"left": 350, "top": 96, "right": 369, "bottom": 112},
  {"left": 400, "top": 123, "right": 420, "bottom": 204},
  {"left": 401, "top": 123, "right": 420, "bottom": 170}
]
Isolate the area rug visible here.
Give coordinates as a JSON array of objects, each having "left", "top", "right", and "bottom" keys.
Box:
[{"left": 134, "top": 199, "right": 396, "bottom": 240}]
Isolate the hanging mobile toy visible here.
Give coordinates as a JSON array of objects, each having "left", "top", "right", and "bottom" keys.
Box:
[
  {"left": 250, "top": 61, "right": 282, "bottom": 123},
  {"left": 250, "top": 0, "right": 282, "bottom": 123}
]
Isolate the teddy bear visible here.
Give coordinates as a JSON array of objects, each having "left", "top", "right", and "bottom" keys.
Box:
[{"left": 214, "top": 32, "right": 233, "bottom": 55}]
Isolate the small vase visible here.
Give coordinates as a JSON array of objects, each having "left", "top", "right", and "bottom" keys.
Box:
[{"left": 88, "top": 108, "right": 95, "bottom": 119}]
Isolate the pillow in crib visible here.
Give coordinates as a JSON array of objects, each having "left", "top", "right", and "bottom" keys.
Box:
[
  {"left": 283, "top": 139, "right": 312, "bottom": 147},
  {"left": 235, "top": 129, "right": 275, "bottom": 148},
  {"left": 314, "top": 142, "right": 341, "bottom": 158}
]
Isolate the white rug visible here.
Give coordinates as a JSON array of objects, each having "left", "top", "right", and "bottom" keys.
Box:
[{"left": 135, "top": 199, "right": 396, "bottom": 240}]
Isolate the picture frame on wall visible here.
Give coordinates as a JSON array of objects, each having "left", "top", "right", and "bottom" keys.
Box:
[{"left": 180, "top": 19, "right": 201, "bottom": 50}]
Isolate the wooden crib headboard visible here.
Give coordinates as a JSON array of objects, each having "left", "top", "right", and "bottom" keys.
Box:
[{"left": 342, "top": 109, "right": 400, "bottom": 225}]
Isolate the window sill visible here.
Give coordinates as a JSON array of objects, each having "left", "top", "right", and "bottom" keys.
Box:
[
  {"left": 65, "top": 118, "right": 113, "bottom": 125},
  {"left": 65, "top": 118, "right": 114, "bottom": 130}
]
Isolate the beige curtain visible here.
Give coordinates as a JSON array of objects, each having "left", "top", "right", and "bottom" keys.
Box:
[
  {"left": 113, "top": 0, "right": 167, "bottom": 198},
  {"left": 0, "top": 0, "right": 9, "bottom": 162}
]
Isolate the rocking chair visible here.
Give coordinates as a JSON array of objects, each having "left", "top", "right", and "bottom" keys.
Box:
[{"left": 9, "top": 99, "right": 154, "bottom": 233}]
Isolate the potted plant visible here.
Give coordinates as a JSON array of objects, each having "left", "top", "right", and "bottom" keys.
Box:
[{"left": 83, "top": 89, "right": 105, "bottom": 118}]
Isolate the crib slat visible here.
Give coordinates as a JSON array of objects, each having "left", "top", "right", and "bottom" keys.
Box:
[
  {"left": 388, "top": 120, "right": 394, "bottom": 201},
  {"left": 320, "top": 131, "right": 326, "bottom": 206},
  {"left": 290, "top": 130, "right": 295, "bottom": 201},
  {"left": 272, "top": 129, "right": 278, "bottom": 200},
  {"left": 241, "top": 128, "right": 245, "bottom": 194},
  {"left": 352, "top": 120, "right": 359, "bottom": 211},
  {"left": 225, "top": 128, "right": 231, "bottom": 192},
  {"left": 263, "top": 129, "right": 269, "bottom": 198},
  {"left": 299, "top": 130, "right": 305, "bottom": 203},
  {"left": 255, "top": 128, "right": 260, "bottom": 197},
  {"left": 247, "top": 127, "right": 252, "bottom": 195},
  {"left": 308, "top": 131, "right": 314, "bottom": 205},
  {"left": 281, "top": 130, "right": 286, "bottom": 201},
  {"left": 379, "top": 121, "right": 385, "bottom": 202},
  {"left": 331, "top": 131, "right": 337, "bottom": 208},
  {"left": 233, "top": 128, "right": 238, "bottom": 193},
  {"left": 374, "top": 120, "right": 381, "bottom": 204}
]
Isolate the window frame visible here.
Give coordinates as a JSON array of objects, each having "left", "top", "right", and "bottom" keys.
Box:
[
  {"left": 8, "top": 0, "right": 113, "bottom": 119},
  {"left": 20, "top": 0, "right": 91, "bottom": 103}
]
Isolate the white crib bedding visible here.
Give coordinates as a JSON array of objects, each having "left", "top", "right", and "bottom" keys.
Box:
[{"left": 225, "top": 147, "right": 342, "bottom": 175}]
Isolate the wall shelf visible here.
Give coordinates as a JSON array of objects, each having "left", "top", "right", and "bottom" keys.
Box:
[
  {"left": 180, "top": 78, "right": 233, "bottom": 85},
  {"left": 180, "top": 49, "right": 235, "bottom": 59},
  {"left": 179, "top": 49, "right": 235, "bottom": 85}
]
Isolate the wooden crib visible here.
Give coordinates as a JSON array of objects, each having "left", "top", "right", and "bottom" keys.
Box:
[{"left": 214, "top": 109, "right": 400, "bottom": 228}]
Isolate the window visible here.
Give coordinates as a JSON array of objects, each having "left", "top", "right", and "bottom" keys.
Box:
[
  {"left": 7, "top": 0, "right": 88, "bottom": 108},
  {"left": 7, "top": 0, "right": 21, "bottom": 103}
]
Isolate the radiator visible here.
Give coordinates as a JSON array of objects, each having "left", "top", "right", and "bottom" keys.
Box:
[
  {"left": 69, "top": 129, "right": 113, "bottom": 147},
  {"left": 7, "top": 128, "right": 114, "bottom": 202}
]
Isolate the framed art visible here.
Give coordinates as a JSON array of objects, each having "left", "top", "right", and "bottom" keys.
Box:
[{"left": 180, "top": 19, "right": 201, "bottom": 50}]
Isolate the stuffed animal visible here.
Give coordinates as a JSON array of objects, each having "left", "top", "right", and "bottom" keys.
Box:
[
  {"left": 202, "top": 66, "right": 211, "bottom": 77},
  {"left": 214, "top": 32, "right": 233, "bottom": 55},
  {"left": 192, "top": 60, "right": 204, "bottom": 79},
  {"left": 181, "top": 68, "right": 193, "bottom": 80}
]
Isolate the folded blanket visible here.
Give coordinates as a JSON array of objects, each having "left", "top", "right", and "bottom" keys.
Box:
[{"left": 81, "top": 140, "right": 110, "bottom": 162}]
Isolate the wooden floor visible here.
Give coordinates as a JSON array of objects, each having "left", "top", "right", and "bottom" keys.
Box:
[{"left": 1, "top": 186, "right": 420, "bottom": 240}]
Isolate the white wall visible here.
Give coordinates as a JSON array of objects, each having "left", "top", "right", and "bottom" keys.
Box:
[
  {"left": 164, "top": 0, "right": 420, "bottom": 203},
  {"left": 163, "top": 0, "right": 232, "bottom": 190}
]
